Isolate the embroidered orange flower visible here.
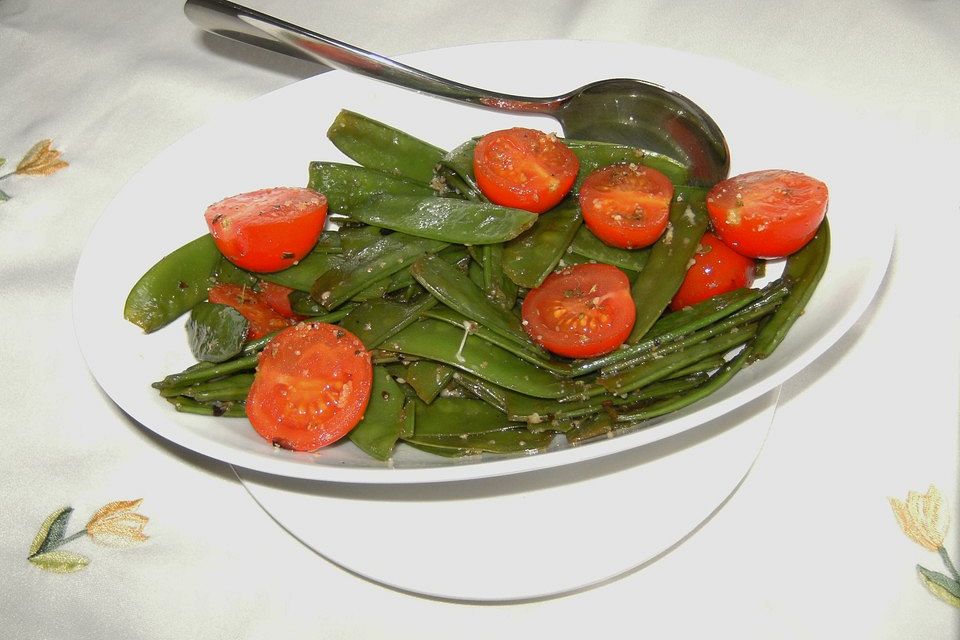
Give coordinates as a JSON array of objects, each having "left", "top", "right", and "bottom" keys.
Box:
[
  {"left": 14, "top": 139, "right": 69, "bottom": 176},
  {"left": 889, "top": 485, "right": 948, "bottom": 551},
  {"left": 85, "top": 498, "right": 150, "bottom": 546}
]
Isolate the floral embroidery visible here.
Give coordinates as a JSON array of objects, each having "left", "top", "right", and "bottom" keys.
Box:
[
  {"left": 889, "top": 485, "right": 959, "bottom": 608},
  {"left": 0, "top": 139, "right": 69, "bottom": 202},
  {"left": 28, "top": 499, "right": 149, "bottom": 573}
]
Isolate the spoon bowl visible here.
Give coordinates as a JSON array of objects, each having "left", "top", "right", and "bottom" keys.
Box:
[{"left": 184, "top": 0, "right": 730, "bottom": 185}]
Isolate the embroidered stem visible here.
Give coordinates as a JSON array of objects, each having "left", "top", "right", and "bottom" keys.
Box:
[
  {"left": 29, "top": 529, "right": 87, "bottom": 557},
  {"left": 940, "top": 546, "right": 960, "bottom": 582}
]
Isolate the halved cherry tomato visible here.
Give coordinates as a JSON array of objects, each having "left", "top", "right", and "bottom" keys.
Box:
[
  {"left": 706, "top": 169, "right": 828, "bottom": 258},
  {"left": 257, "top": 281, "right": 303, "bottom": 320},
  {"left": 246, "top": 322, "right": 373, "bottom": 451},
  {"left": 207, "top": 283, "right": 294, "bottom": 340},
  {"left": 473, "top": 127, "right": 579, "bottom": 213},
  {"left": 521, "top": 263, "right": 635, "bottom": 358},
  {"left": 577, "top": 163, "right": 674, "bottom": 249},
  {"left": 670, "top": 232, "right": 757, "bottom": 310},
  {"left": 204, "top": 187, "right": 328, "bottom": 273}
]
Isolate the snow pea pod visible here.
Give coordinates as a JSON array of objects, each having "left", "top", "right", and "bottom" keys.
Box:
[
  {"left": 380, "top": 319, "right": 584, "bottom": 399},
  {"left": 166, "top": 396, "right": 246, "bottom": 418},
  {"left": 436, "top": 139, "right": 484, "bottom": 200},
  {"left": 412, "top": 397, "right": 514, "bottom": 436},
  {"left": 307, "top": 161, "right": 433, "bottom": 214},
  {"left": 569, "top": 225, "right": 650, "bottom": 273},
  {"left": 259, "top": 249, "right": 343, "bottom": 292},
  {"left": 339, "top": 295, "right": 437, "bottom": 349},
  {"left": 502, "top": 200, "right": 582, "bottom": 289},
  {"left": 326, "top": 109, "right": 446, "bottom": 187},
  {"left": 404, "top": 360, "right": 455, "bottom": 404},
  {"left": 344, "top": 195, "right": 537, "bottom": 244},
  {"left": 124, "top": 234, "right": 220, "bottom": 333},
  {"left": 626, "top": 186, "right": 709, "bottom": 343},
  {"left": 180, "top": 373, "right": 254, "bottom": 403},
  {"left": 411, "top": 253, "right": 538, "bottom": 354},
  {"left": 348, "top": 366, "right": 406, "bottom": 461},
  {"left": 310, "top": 232, "right": 447, "bottom": 310},
  {"left": 565, "top": 139, "right": 690, "bottom": 188},
  {"left": 404, "top": 429, "right": 553, "bottom": 455},
  {"left": 186, "top": 302, "right": 248, "bottom": 363}
]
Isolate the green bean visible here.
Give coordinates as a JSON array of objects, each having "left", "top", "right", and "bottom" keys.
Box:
[
  {"left": 594, "top": 322, "right": 758, "bottom": 397},
  {"left": 326, "top": 109, "right": 446, "bottom": 186},
  {"left": 339, "top": 295, "right": 437, "bottom": 349},
  {"left": 344, "top": 195, "right": 537, "bottom": 244},
  {"left": 502, "top": 200, "right": 583, "bottom": 288},
  {"left": 750, "top": 220, "right": 831, "bottom": 361},
  {"left": 124, "top": 234, "right": 220, "bottom": 333},
  {"left": 411, "top": 253, "right": 539, "bottom": 354},
  {"left": 380, "top": 319, "right": 584, "bottom": 399},
  {"left": 626, "top": 186, "right": 709, "bottom": 343},
  {"left": 600, "top": 284, "right": 787, "bottom": 376},
  {"left": 310, "top": 232, "right": 447, "bottom": 310},
  {"left": 165, "top": 396, "right": 247, "bottom": 418},
  {"left": 180, "top": 373, "right": 254, "bottom": 402},
  {"left": 153, "top": 353, "right": 259, "bottom": 390},
  {"left": 348, "top": 366, "right": 406, "bottom": 461},
  {"left": 307, "top": 161, "right": 433, "bottom": 214}
]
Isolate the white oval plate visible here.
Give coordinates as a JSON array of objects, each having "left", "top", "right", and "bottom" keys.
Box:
[
  {"left": 73, "top": 41, "right": 893, "bottom": 484},
  {"left": 237, "top": 388, "right": 779, "bottom": 601}
]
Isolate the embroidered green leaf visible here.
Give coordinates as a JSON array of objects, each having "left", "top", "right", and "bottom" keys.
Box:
[
  {"left": 917, "top": 565, "right": 960, "bottom": 606},
  {"left": 29, "top": 507, "right": 74, "bottom": 556},
  {"left": 28, "top": 550, "right": 90, "bottom": 573}
]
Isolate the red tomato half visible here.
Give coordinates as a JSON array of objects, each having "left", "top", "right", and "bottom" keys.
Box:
[
  {"left": 670, "top": 232, "right": 757, "bottom": 310},
  {"left": 207, "top": 283, "right": 294, "bottom": 340},
  {"left": 257, "top": 281, "right": 303, "bottom": 320},
  {"left": 707, "top": 169, "right": 828, "bottom": 258},
  {"left": 205, "top": 187, "right": 328, "bottom": 273},
  {"left": 577, "top": 163, "right": 674, "bottom": 249},
  {"left": 246, "top": 322, "right": 373, "bottom": 452},
  {"left": 521, "top": 263, "right": 636, "bottom": 358},
  {"left": 473, "top": 128, "right": 579, "bottom": 213}
]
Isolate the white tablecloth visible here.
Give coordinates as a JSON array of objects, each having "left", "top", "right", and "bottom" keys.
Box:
[{"left": 3, "top": 0, "right": 958, "bottom": 637}]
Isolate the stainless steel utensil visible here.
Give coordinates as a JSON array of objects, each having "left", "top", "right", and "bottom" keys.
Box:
[{"left": 184, "top": 0, "right": 729, "bottom": 185}]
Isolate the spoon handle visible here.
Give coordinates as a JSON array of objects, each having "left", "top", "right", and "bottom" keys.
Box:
[{"left": 184, "top": 0, "right": 558, "bottom": 113}]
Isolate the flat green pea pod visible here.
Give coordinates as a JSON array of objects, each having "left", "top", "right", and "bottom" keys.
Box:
[
  {"left": 436, "top": 139, "right": 484, "bottom": 200},
  {"left": 404, "top": 360, "right": 455, "bottom": 404},
  {"left": 186, "top": 302, "right": 248, "bottom": 363},
  {"left": 379, "top": 319, "right": 585, "bottom": 399},
  {"left": 564, "top": 139, "right": 690, "bottom": 188},
  {"left": 179, "top": 373, "right": 254, "bottom": 403},
  {"left": 124, "top": 234, "right": 220, "bottom": 333},
  {"left": 310, "top": 232, "right": 447, "bottom": 310},
  {"left": 502, "top": 200, "right": 583, "bottom": 289},
  {"left": 259, "top": 249, "right": 343, "bottom": 292},
  {"left": 348, "top": 366, "right": 406, "bottom": 461},
  {"left": 344, "top": 195, "right": 537, "bottom": 244},
  {"left": 326, "top": 109, "right": 446, "bottom": 187},
  {"left": 411, "top": 397, "right": 514, "bottom": 436},
  {"left": 307, "top": 161, "right": 433, "bottom": 214},
  {"left": 411, "top": 254, "right": 538, "bottom": 355},
  {"left": 569, "top": 225, "right": 650, "bottom": 273},
  {"left": 339, "top": 295, "right": 437, "bottom": 349},
  {"left": 404, "top": 428, "right": 554, "bottom": 455},
  {"left": 626, "top": 186, "right": 709, "bottom": 343}
]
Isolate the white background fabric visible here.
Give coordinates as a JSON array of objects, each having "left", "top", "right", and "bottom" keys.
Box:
[{"left": 2, "top": 1, "right": 958, "bottom": 637}]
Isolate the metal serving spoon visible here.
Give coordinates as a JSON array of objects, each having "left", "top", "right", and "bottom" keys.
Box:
[{"left": 184, "top": 0, "right": 729, "bottom": 186}]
